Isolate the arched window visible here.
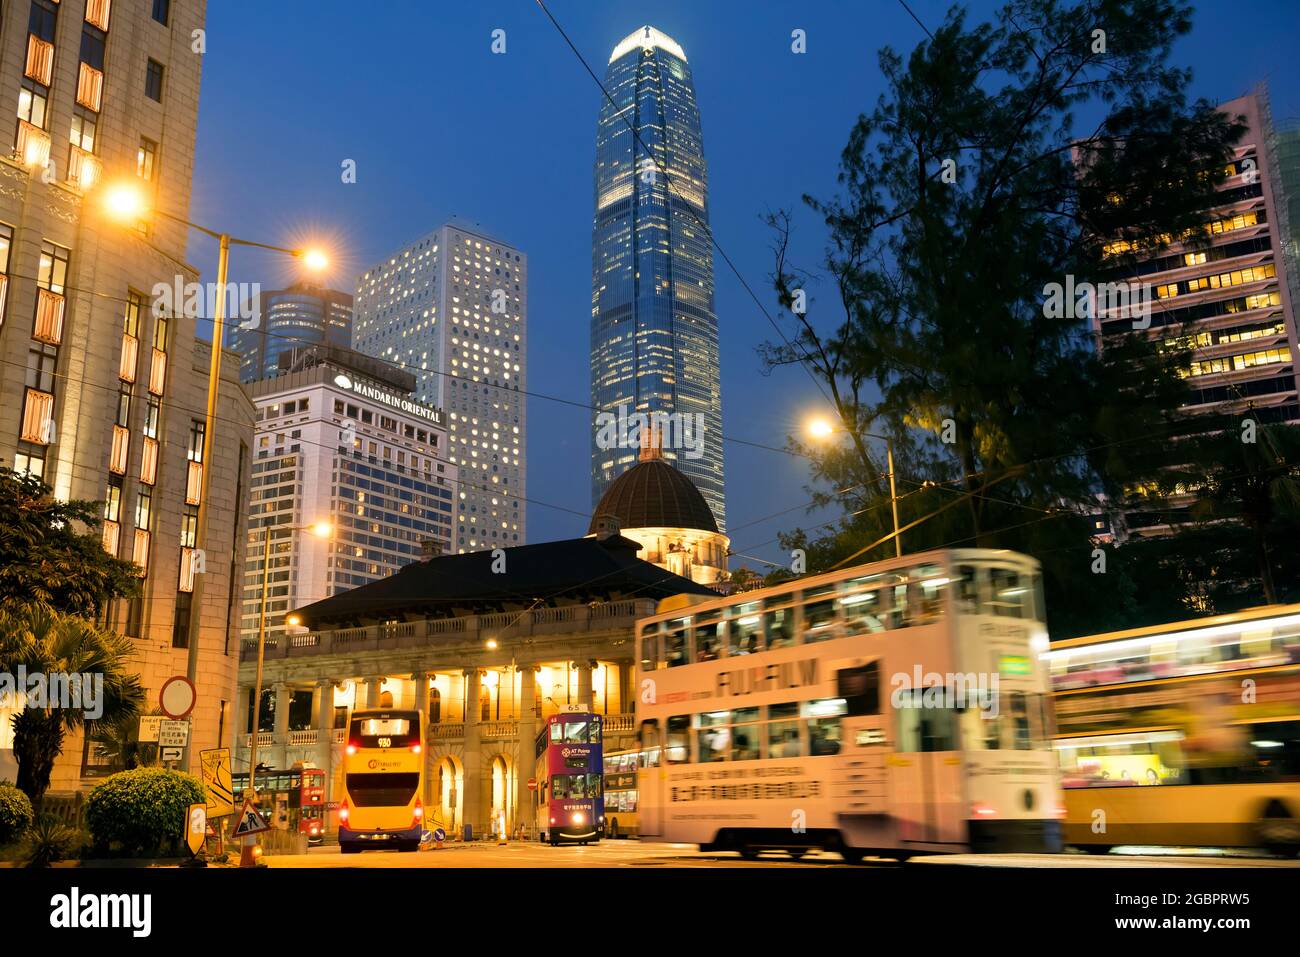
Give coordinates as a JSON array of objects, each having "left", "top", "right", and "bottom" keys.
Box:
[{"left": 429, "top": 687, "right": 442, "bottom": 723}]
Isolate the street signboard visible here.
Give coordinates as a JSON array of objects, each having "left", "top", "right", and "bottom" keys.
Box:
[
  {"left": 200, "top": 748, "right": 235, "bottom": 817},
  {"left": 231, "top": 803, "right": 270, "bottom": 837},
  {"left": 159, "top": 719, "right": 189, "bottom": 748},
  {"left": 185, "top": 803, "right": 207, "bottom": 857},
  {"left": 432, "top": 827, "right": 446, "bottom": 843},
  {"left": 559, "top": 703, "right": 589, "bottom": 714},
  {"left": 159, "top": 675, "right": 197, "bottom": 720},
  {"left": 161, "top": 747, "right": 183, "bottom": 762},
  {"left": 137, "top": 714, "right": 163, "bottom": 743},
  {"left": 526, "top": 777, "right": 538, "bottom": 791}
]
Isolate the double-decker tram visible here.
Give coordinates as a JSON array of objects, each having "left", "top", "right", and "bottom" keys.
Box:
[
  {"left": 533, "top": 707, "right": 603, "bottom": 845},
  {"left": 635, "top": 549, "right": 1062, "bottom": 862},
  {"left": 1047, "top": 605, "right": 1300, "bottom": 855},
  {"left": 337, "top": 708, "right": 427, "bottom": 854},
  {"left": 230, "top": 764, "right": 327, "bottom": 843},
  {"left": 603, "top": 747, "right": 649, "bottom": 838}
]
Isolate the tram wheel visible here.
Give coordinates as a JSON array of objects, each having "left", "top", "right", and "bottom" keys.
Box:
[
  {"left": 738, "top": 846, "right": 760, "bottom": 860},
  {"left": 608, "top": 819, "right": 620, "bottom": 839},
  {"left": 1255, "top": 799, "right": 1300, "bottom": 857},
  {"left": 1083, "top": 845, "right": 1111, "bottom": 855},
  {"left": 840, "top": 848, "right": 866, "bottom": 865}
]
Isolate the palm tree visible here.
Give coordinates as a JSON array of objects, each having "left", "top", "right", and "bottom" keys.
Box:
[{"left": 0, "top": 603, "right": 143, "bottom": 809}]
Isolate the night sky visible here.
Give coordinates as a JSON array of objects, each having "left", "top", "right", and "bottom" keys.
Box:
[{"left": 191, "top": 0, "right": 1300, "bottom": 568}]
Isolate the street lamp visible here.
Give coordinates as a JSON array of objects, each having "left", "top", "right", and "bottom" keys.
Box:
[
  {"left": 102, "top": 182, "right": 329, "bottom": 769},
  {"left": 806, "top": 415, "right": 903, "bottom": 558},
  {"left": 246, "top": 519, "right": 333, "bottom": 800}
]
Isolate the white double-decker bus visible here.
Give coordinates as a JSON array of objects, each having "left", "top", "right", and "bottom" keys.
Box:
[{"left": 634, "top": 548, "right": 1062, "bottom": 862}]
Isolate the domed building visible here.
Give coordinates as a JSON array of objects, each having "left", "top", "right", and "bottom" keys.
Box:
[{"left": 588, "top": 437, "right": 729, "bottom": 587}]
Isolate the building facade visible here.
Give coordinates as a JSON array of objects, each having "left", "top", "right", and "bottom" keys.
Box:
[
  {"left": 242, "top": 345, "right": 456, "bottom": 649},
  {"left": 232, "top": 534, "right": 713, "bottom": 840},
  {"left": 1094, "top": 90, "right": 1300, "bottom": 535},
  {"left": 590, "top": 26, "right": 725, "bottom": 530},
  {"left": 0, "top": 0, "right": 254, "bottom": 788},
  {"left": 228, "top": 282, "right": 353, "bottom": 384},
  {"left": 353, "top": 224, "right": 526, "bottom": 554}
]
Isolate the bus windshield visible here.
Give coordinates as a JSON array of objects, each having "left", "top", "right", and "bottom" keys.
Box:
[{"left": 350, "top": 714, "right": 418, "bottom": 748}]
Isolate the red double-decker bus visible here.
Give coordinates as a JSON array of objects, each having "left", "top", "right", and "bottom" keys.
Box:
[
  {"left": 232, "top": 764, "right": 327, "bottom": 843},
  {"left": 533, "top": 707, "right": 604, "bottom": 845}
]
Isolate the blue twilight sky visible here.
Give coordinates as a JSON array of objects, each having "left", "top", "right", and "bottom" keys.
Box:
[{"left": 192, "top": 0, "right": 1300, "bottom": 567}]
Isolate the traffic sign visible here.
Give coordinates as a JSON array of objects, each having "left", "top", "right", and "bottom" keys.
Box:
[
  {"left": 200, "top": 748, "right": 234, "bottom": 817},
  {"left": 159, "top": 719, "right": 189, "bottom": 748},
  {"left": 137, "top": 714, "right": 163, "bottom": 743},
  {"left": 185, "top": 803, "right": 207, "bottom": 857},
  {"left": 432, "top": 827, "right": 446, "bottom": 843},
  {"left": 231, "top": 803, "right": 270, "bottom": 837},
  {"left": 161, "top": 747, "right": 183, "bottom": 762},
  {"left": 526, "top": 777, "right": 538, "bottom": 791},
  {"left": 159, "top": 675, "right": 197, "bottom": 720}
]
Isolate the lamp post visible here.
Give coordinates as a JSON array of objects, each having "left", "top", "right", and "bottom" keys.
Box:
[
  {"left": 102, "top": 184, "right": 329, "bottom": 771},
  {"left": 246, "top": 519, "right": 333, "bottom": 795},
  {"left": 807, "top": 416, "right": 902, "bottom": 558}
]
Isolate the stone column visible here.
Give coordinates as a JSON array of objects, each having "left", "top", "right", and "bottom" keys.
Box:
[
  {"left": 315, "top": 678, "right": 334, "bottom": 806},
  {"left": 514, "top": 666, "right": 537, "bottom": 836},
  {"left": 273, "top": 683, "right": 292, "bottom": 768},
  {"left": 413, "top": 671, "right": 431, "bottom": 805},
  {"left": 576, "top": 660, "right": 593, "bottom": 711},
  {"left": 462, "top": 668, "right": 483, "bottom": 839},
  {"left": 364, "top": 676, "right": 383, "bottom": 709}
]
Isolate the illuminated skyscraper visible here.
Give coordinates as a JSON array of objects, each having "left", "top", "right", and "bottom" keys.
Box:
[{"left": 590, "top": 26, "right": 725, "bottom": 530}]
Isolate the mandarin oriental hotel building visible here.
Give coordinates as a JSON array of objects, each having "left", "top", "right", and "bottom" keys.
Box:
[{"left": 242, "top": 346, "right": 458, "bottom": 650}]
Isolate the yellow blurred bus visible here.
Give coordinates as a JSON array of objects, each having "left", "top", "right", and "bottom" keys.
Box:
[
  {"left": 1047, "top": 605, "right": 1300, "bottom": 856},
  {"left": 338, "top": 708, "right": 427, "bottom": 854}
]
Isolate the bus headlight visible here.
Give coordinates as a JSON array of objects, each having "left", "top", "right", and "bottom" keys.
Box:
[{"left": 572, "top": 812, "right": 585, "bottom": 825}]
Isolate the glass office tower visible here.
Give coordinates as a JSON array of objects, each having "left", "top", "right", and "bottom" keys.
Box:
[{"left": 590, "top": 26, "right": 725, "bottom": 530}]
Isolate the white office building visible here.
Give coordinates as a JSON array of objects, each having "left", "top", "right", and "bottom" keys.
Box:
[
  {"left": 243, "top": 346, "right": 457, "bottom": 646},
  {"left": 353, "top": 224, "right": 526, "bottom": 553}
]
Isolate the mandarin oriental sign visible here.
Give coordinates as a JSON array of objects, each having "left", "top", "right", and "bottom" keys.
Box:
[{"left": 332, "top": 373, "right": 445, "bottom": 427}]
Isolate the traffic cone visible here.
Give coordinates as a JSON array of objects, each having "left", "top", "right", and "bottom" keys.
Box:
[{"left": 239, "top": 836, "right": 262, "bottom": 868}]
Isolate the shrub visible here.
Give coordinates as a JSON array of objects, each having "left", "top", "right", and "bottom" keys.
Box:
[
  {"left": 0, "top": 783, "right": 33, "bottom": 845},
  {"left": 22, "top": 815, "right": 84, "bottom": 867},
  {"left": 85, "top": 767, "right": 206, "bottom": 857}
]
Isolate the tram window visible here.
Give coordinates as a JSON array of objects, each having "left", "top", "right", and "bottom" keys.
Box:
[
  {"left": 888, "top": 582, "right": 909, "bottom": 629},
  {"left": 840, "top": 589, "right": 886, "bottom": 634},
  {"left": 664, "top": 626, "right": 689, "bottom": 668},
  {"left": 767, "top": 703, "right": 801, "bottom": 758},
  {"left": 836, "top": 662, "right": 881, "bottom": 716},
  {"left": 732, "top": 709, "right": 760, "bottom": 761},
  {"left": 803, "top": 699, "right": 847, "bottom": 756},
  {"left": 639, "top": 625, "right": 660, "bottom": 672},
  {"left": 695, "top": 620, "right": 723, "bottom": 661},
  {"left": 639, "top": 721, "right": 662, "bottom": 768},
  {"left": 910, "top": 564, "right": 948, "bottom": 622},
  {"left": 989, "top": 567, "right": 1026, "bottom": 618},
  {"left": 765, "top": 607, "right": 795, "bottom": 648},
  {"left": 896, "top": 693, "right": 958, "bottom": 752},
  {"left": 803, "top": 596, "right": 840, "bottom": 643},
  {"left": 665, "top": 715, "right": 691, "bottom": 764},
  {"left": 730, "top": 604, "right": 762, "bottom": 655},
  {"left": 550, "top": 721, "right": 563, "bottom": 743},
  {"left": 955, "top": 565, "right": 982, "bottom": 615},
  {"left": 1007, "top": 691, "right": 1032, "bottom": 750},
  {"left": 563, "top": 721, "right": 589, "bottom": 744}
]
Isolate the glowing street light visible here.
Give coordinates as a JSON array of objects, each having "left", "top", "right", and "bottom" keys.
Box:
[
  {"left": 101, "top": 179, "right": 337, "bottom": 772},
  {"left": 805, "top": 414, "right": 902, "bottom": 558}
]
